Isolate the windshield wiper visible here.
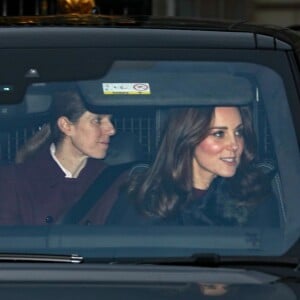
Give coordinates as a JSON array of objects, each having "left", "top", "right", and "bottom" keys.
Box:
[
  {"left": 0, "top": 253, "right": 83, "bottom": 264},
  {"left": 188, "top": 253, "right": 300, "bottom": 268},
  {"left": 172, "top": 254, "right": 299, "bottom": 268},
  {"left": 102, "top": 253, "right": 300, "bottom": 269}
]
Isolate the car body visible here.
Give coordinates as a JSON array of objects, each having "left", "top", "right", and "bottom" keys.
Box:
[{"left": 0, "top": 14, "right": 299, "bottom": 299}]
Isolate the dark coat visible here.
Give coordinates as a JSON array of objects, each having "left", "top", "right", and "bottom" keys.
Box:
[
  {"left": 106, "top": 177, "right": 281, "bottom": 227},
  {"left": 0, "top": 145, "right": 124, "bottom": 225}
]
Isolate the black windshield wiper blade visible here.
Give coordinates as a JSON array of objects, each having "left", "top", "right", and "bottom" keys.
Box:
[
  {"left": 107, "top": 253, "right": 300, "bottom": 268},
  {"left": 163, "top": 254, "right": 300, "bottom": 268},
  {"left": 215, "top": 255, "right": 300, "bottom": 268},
  {"left": 0, "top": 253, "right": 83, "bottom": 264}
]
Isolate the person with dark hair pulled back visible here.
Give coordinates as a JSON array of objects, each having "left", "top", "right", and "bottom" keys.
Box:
[{"left": 0, "top": 90, "right": 118, "bottom": 225}]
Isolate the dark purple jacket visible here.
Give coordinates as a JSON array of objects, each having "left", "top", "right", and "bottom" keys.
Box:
[{"left": 0, "top": 145, "right": 123, "bottom": 225}]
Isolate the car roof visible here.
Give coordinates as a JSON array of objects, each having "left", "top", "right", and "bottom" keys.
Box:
[
  {"left": 0, "top": 14, "right": 297, "bottom": 107},
  {"left": 0, "top": 14, "right": 298, "bottom": 49}
]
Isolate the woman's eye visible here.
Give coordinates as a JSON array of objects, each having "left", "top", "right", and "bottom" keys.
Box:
[
  {"left": 212, "top": 130, "right": 224, "bottom": 138},
  {"left": 235, "top": 128, "right": 244, "bottom": 137},
  {"left": 92, "top": 117, "right": 102, "bottom": 124}
]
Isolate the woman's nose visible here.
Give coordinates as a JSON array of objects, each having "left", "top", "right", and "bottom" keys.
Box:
[
  {"left": 100, "top": 117, "right": 116, "bottom": 136},
  {"left": 105, "top": 121, "right": 116, "bottom": 136},
  {"left": 227, "top": 135, "right": 239, "bottom": 152}
]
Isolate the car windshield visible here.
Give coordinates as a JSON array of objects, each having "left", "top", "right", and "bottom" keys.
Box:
[{"left": 0, "top": 23, "right": 299, "bottom": 261}]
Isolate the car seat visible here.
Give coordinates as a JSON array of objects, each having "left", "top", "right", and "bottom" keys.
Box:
[{"left": 104, "top": 131, "right": 146, "bottom": 165}]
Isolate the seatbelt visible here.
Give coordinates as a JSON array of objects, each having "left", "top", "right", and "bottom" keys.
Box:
[{"left": 57, "top": 162, "right": 134, "bottom": 225}]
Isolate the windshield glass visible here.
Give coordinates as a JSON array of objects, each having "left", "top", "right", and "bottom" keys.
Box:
[{"left": 0, "top": 54, "right": 299, "bottom": 260}]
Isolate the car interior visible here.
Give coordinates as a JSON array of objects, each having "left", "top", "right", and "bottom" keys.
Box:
[
  {"left": 0, "top": 91, "right": 285, "bottom": 227},
  {"left": 0, "top": 58, "right": 288, "bottom": 231}
]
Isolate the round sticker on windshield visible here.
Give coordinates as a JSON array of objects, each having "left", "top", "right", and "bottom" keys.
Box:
[{"left": 133, "top": 83, "right": 149, "bottom": 92}]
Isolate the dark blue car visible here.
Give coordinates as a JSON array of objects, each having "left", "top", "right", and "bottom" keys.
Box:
[{"left": 0, "top": 14, "right": 298, "bottom": 299}]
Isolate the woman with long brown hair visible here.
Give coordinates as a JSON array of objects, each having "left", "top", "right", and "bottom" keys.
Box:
[{"left": 108, "top": 106, "right": 280, "bottom": 226}]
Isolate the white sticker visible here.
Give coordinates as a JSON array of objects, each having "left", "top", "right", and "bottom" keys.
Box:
[{"left": 102, "top": 83, "right": 151, "bottom": 95}]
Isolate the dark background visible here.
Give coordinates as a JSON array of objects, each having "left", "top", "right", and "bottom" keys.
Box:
[{"left": 1, "top": 0, "right": 300, "bottom": 28}]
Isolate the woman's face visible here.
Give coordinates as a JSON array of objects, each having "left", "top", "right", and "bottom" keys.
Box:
[
  {"left": 67, "top": 111, "right": 116, "bottom": 159},
  {"left": 192, "top": 107, "right": 244, "bottom": 189}
]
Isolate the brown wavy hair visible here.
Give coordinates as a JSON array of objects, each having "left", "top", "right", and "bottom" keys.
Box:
[{"left": 128, "top": 106, "right": 269, "bottom": 218}]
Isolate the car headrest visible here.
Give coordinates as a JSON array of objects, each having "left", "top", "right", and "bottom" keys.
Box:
[{"left": 104, "top": 131, "right": 145, "bottom": 165}]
